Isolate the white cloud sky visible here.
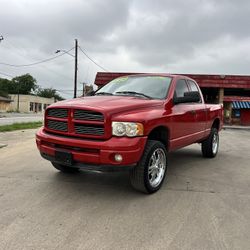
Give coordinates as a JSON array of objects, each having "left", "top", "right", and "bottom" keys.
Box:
[{"left": 0, "top": 0, "right": 250, "bottom": 98}]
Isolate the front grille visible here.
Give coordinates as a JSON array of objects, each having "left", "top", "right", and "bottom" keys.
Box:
[
  {"left": 75, "top": 124, "right": 104, "bottom": 135},
  {"left": 74, "top": 109, "right": 104, "bottom": 121},
  {"left": 47, "top": 120, "right": 68, "bottom": 132},
  {"left": 47, "top": 108, "right": 68, "bottom": 118},
  {"left": 46, "top": 108, "right": 105, "bottom": 137}
]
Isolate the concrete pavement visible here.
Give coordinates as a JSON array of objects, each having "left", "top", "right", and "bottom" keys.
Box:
[
  {"left": 0, "top": 113, "right": 43, "bottom": 125},
  {"left": 0, "top": 129, "right": 250, "bottom": 249},
  {"left": 223, "top": 125, "right": 250, "bottom": 130},
  {"left": 0, "top": 113, "right": 43, "bottom": 126}
]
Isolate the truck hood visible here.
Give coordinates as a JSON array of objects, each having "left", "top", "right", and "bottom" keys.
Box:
[{"left": 50, "top": 96, "right": 164, "bottom": 115}]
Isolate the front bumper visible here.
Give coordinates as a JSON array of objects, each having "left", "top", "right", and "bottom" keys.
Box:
[{"left": 36, "top": 127, "right": 147, "bottom": 169}]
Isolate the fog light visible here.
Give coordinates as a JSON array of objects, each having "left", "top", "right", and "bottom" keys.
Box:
[{"left": 114, "top": 154, "right": 123, "bottom": 162}]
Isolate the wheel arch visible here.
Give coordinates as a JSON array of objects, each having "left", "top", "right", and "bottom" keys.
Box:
[
  {"left": 212, "top": 118, "right": 220, "bottom": 130},
  {"left": 147, "top": 125, "right": 169, "bottom": 151}
]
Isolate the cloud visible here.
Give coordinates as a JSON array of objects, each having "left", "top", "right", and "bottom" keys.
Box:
[
  {"left": 117, "top": 0, "right": 250, "bottom": 68},
  {"left": 0, "top": 0, "right": 250, "bottom": 98}
]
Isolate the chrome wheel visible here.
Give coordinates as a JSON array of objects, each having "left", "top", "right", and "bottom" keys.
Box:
[
  {"left": 212, "top": 133, "right": 219, "bottom": 155},
  {"left": 202, "top": 127, "right": 219, "bottom": 158},
  {"left": 148, "top": 148, "right": 166, "bottom": 188}
]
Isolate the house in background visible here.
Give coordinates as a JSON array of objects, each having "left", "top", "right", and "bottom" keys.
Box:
[
  {"left": 0, "top": 96, "right": 13, "bottom": 112},
  {"left": 9, "top": 94, "right": 55, "bottom": 113}
]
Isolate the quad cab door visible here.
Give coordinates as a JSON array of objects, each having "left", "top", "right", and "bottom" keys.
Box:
[
  {"left": 186, "top": 79, "right": 207, "bottom": 140},
  {"left": 170, "top": 79, "right": 206, "bottom": 150}
]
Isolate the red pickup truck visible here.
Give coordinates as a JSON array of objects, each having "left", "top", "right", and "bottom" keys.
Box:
[{"left": 36, "top": 74, "right": 223, "bottom": 193}]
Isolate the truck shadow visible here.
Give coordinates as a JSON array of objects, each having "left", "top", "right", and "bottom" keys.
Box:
[
  {"left": 168, "top": 147, "right": 205, "bottom": 173},
  {"left": 50, "top": 146, "right": 207, "bottom": 196}
]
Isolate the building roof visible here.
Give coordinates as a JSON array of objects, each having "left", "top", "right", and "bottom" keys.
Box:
[
  {"left": 94, "top": 72, "right": 250, "bottom": 89},
  {"left": 0, "top": 96, "right": 12, "bottom": 102},
  {"left": 232, "top": 101, "right": 250, "bottom": 109},
  {"left": 224, "top": 96, "right": 250, "bottom": 102}
]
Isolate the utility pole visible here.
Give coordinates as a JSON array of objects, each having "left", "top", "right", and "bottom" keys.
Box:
[
  {"left": 55, "top": 39, "right": 78, "bottom": 98},
  {"left": 17, "top": 82, "right": 20, "bottom": 112},
  {"left": 80, "top": 82, "right": 86, "bottom": 96},
  {"left": 74, "top": 39, "right": 78, "bottom": 98}
]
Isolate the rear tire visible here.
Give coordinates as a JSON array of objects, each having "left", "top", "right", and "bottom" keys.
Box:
[
  {"left": 130, "top": 140, "right": 167, "bottom": 194},
  {"left": 51, "top": 162, "right": 79, "bottom": 173},
  {"left": 201, "top": 128, "right": 219, "bottom": 158}
]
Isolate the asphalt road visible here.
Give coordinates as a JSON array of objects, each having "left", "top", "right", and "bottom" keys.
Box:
[
  {"left": 0, "top": 129, "right": 250, "bottom": 250},
  {"left": 0, "top": 113, "right": 43, "bottom": 125}
]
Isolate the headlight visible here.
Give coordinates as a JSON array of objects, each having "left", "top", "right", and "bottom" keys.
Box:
[{"left": 112, "top": 122, "right": 144, "bottom": 137}]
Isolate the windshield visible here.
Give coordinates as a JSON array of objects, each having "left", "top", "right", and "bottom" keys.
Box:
[{"left": 95, "top": 76, "right": 172, "bottom": 99}]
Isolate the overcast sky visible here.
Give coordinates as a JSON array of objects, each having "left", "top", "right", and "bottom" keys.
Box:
[{"left": 1, "top": 0, "right": 250, "bottom": 98}]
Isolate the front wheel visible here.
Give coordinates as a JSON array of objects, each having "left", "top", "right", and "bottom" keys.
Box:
[
  {"left": 130, "top": 140, "right": 167, "bottom": 194},
  {"left": 201, "top": 128, "right": 219, "bottom": 158}
]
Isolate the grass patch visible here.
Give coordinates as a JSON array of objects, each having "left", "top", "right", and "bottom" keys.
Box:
[{"left": 0, "top": 121, "right": 43, "bottom": 132}]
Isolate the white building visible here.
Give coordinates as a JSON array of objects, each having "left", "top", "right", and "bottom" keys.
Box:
[{"left": 9, "top": 94, "right": 55, "bottom": 113}]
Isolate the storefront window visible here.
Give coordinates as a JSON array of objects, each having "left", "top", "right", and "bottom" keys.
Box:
[
  {"left": 232, "top": 109, "right": 240, "bottom": 118},
  {"left": 38, "top": 103, "right": 42, "bottom": 112},
  {"left": 30, "top": 102, "right": 34, "bottom": 111}
]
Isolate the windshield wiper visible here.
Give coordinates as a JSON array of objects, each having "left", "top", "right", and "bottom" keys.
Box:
[
  {"left": 115, "top": 91, "right": 152, "bottom": 99},
  {"left": 95, "top": 92, "right": 113, "bottom": 96}
]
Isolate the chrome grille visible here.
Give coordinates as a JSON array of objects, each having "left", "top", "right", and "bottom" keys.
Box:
[
  {"left": 75, "top": 124, "right": 104, "bottom": 135},
  {"left": 47, "top": 108, "right": 68, "bottom": 118},
  {"left": 46, "top": 108, "right": 106, "bottom": 137},
  {"left": 47, "top": 120, "right": 68, "bottom": 132},
  {"left": 74, "top": 109, "right": 104, "bottom": 121}
]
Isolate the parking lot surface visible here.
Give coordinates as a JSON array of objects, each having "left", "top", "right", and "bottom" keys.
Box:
[
  {"left": 0, "top": 113, "right": 43, "bottom": 125},
  {"left": 0, "top": 129, "right": 250, "bottom": 250}
]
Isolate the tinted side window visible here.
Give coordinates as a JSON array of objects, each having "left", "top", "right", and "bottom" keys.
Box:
[
  {"left": 188, "top": 80, "right": 199, "bottom": 92},
  {"left": 175, "top": 79, "right": 189, "bottom": 98},
  {"left": 188, "top": 80, "right": 201, "bottom": 102}
]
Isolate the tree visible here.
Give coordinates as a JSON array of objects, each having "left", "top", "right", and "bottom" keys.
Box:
[
  {"left": 0, "top": 74, "right": 64, "bottom": 100},
  {"left": 0, "top": 78, "right": 11, "bottom": 97},
  {"left": 36, "top": 87, "right": 64, "bottom": 101},
  {"left": 11, "top": 74, "right": 38, "bottom": 94}
]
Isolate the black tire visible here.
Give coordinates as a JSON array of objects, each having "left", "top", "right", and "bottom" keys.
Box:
[
  {"left": 201, "top": 127, "right": 219, "bottom": 158},
  {"left": 130, "top": 140, "right": 167, "bottom": 194},
  {"left": 51, "top": 162, "right": 79, "bottom": 173}
]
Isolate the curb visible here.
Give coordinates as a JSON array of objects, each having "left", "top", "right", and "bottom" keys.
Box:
[{"left": 223, "top": 126, "right": 250, "bottom": 131}]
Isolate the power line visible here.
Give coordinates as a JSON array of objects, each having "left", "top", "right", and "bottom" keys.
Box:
[
  {"left": 78, "top": 46, "right": 109, "bottom": 72},
  {"left": 56, "top": 89, "right": 83, "bottom": 92},
  {"left": 5, "top": 41, "right": 74, "bottom": 66},
  {"left": 2, "top": 40, "right": 34, "bottom": 61},
  {"left": 0, "top": 47, "right": 74, "bottom": 67},
  {"left": 0, "top": 40, "right": 106, "bottom": 94},
  {"left": 1, "top": 40, "right": 74, "bottom": 81},
  {"left": 0, "top": 71, "right": 13, "bottom": 78}
]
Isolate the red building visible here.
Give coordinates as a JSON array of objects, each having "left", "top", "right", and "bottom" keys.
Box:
[{"left": 94, "top": 72, "right": 250, "bottom": 126}]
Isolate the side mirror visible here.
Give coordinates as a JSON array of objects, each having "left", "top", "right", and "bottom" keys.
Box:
[{"left": 174, "top": 91, "right": 200, "bottom": 104}]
